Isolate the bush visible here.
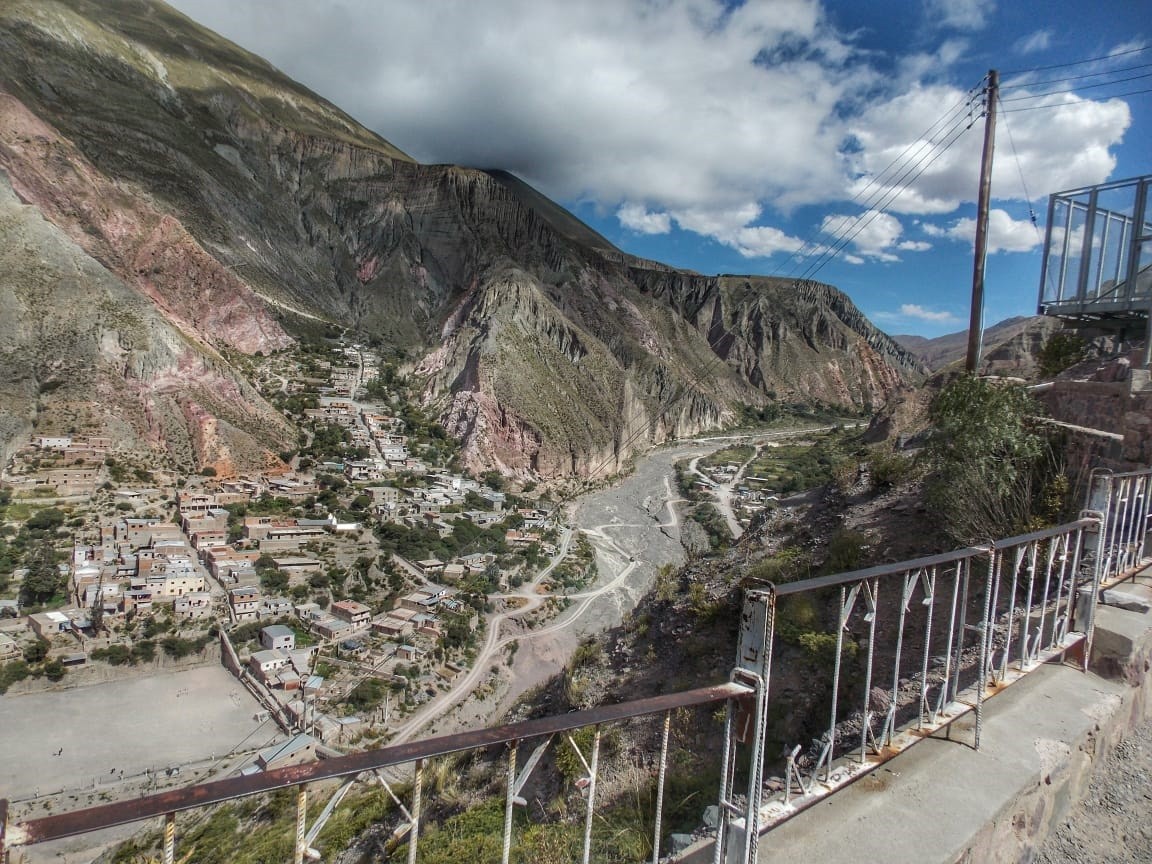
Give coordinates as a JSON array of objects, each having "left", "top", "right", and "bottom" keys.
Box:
[
  {"left": 0, "top": 659, "right": 30, "bottom": 693},
  {"left": 869, "top": 448, "right": 917, "bottom": 491},
  {"left": 926, "top": 375, "right": 1062, "bottom": 543},
  {"left": 1038, "top": 332, "right": 1087, "bottom": 378},
  {"left": 200, "top": 466, "right": 217, "bottom": 477},
  {"left": 23, "top": 638, "right": 49, "bottom": 663}
]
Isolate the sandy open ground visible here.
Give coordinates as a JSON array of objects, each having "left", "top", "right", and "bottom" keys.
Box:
[{"left": 0, "top": 664, "right": 266, "bottom": 802}]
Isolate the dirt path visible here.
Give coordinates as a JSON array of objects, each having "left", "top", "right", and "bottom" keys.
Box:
[{"left": 1034, "top": 716, "right": 1152, "bottom": 863}]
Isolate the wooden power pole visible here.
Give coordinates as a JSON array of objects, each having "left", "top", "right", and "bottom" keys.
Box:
[{"left": 965, "top": 69, "right": 999, "bottom": 374}]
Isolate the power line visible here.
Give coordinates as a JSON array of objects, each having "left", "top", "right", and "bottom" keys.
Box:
[
  {"left": 1001, "top": 70, "right": 1152, "bottom": 102},
  {"left": 781, "top": 110, "right": 977, "bottom": 280},
  {"left": 1002, "top": 86, "right": 1152, "bottom": 112},
  {"left": 1000, "top": 61, "right": 1152, "bottom": 91},
  {"left": 996, "top": 95, "right": 1042, "bottom": 242},
  {"left": 770, "top": 77, "right": 986, "bottom": 277},
  {"left": 791, "top": 116, "right": 976, "bottom": 284},
  {"left": 1001, "top": 44, "right": 1150, "bottom": 75}
]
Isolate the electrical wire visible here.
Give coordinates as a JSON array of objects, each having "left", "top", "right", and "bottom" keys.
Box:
[
  {"left": 1000, "top": 61, "right": 1152, "bottom": 91},
  {"left": 791, "top": 115, "right": 976, "bottom": 284},
  {"left": 770, "top": 76, "right": 987, "bottom": 276},
  {"left": 996, "top": 95, "right": 1042, "bottom": 242},
  {"left": 1003, "top": 86, "right": 1152, "bottom": 112},
  {"left": 1000, "top": 44, "right": 1150, "bottom": 75},
  {"left": 1001, "top": 70, "right": 1152, "bottom": 102}
]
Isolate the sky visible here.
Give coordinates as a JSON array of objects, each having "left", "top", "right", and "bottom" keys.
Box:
[{"left": 169, "top": 0, "right": 1151, "bottom": 337}]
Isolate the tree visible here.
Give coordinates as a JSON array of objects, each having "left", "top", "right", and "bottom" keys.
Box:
[{"left": 21, "top": 542, "right": 63, "bottom": 606}]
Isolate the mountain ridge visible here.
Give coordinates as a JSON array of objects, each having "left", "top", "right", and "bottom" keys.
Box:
[{"left": 0, "top": 0, "right": 924, "bottom": 477}]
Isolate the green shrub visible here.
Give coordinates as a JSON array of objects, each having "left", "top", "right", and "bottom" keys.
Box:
[
  {"left": 1038, "top": 332, "right": 1087, "bottom": 378},
  {"left": 927, "top": 375, "right": 1061, "bottom": 543}
]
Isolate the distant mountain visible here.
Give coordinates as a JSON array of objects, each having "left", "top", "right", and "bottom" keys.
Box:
[
  {"left": 0, "top": 0, "right": 924, "bottom": 477},
  {"left": 894, "top": 316, "right": 1060, "bottom": 377}
]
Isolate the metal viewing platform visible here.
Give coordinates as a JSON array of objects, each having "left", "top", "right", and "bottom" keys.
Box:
[{"left": 1038, "top": 174, "right": 1152, "bottom": 332}]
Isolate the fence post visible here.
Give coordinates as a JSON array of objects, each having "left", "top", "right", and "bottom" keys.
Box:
[
  {"left": 652, "top": 711, "right": 672, "bottom": 864},
  {"left": 163, "top": 811, "right": 176, "bottom": 864},
  {"left": 502, "top": 741, "right": 518, "bottom": 864},
  {"left": 408, "top": 760, "right": 423, "bottom": 864},
  {"left": 581, "top": 726, "right": 601, "bottom": 864},
  {"left": 293, "top": 785, "right": 307, "bottom": 864}
]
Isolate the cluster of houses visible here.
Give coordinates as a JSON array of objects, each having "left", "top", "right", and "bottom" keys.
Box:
[
  {"left": 303, "top": 397, "right": 427, "bottom": 482},
  {"left": 1, "top": 435, "right": 112, "bottom": 497}
]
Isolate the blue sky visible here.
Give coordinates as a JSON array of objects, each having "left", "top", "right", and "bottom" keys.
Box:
[{"left": 173, "top": 0, "right": 1150, "bottom": 337}]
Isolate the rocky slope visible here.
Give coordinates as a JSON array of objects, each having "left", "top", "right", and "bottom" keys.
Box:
[
  {"left": 0, "top": 0, "right": 923, "bottom": 476},
  {"left": 895, "top": 315, "right": 1060, "bottom": 377}
]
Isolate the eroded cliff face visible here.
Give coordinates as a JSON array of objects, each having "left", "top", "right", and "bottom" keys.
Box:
[
  {"left": 0, "top": 0, "right": 924, "bottom": 478},
  {"left": 0, "top": 169, "right": 292, "bottom": 469}
]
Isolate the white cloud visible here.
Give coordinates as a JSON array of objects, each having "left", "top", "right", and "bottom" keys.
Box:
[
  {"left": 167, "top": 1, "right": 1135, "bottom": 261},
  {"left": 818, "top": 210, "right": 925, "bottom": 260},
  {"left": 875, "top": 303, "right": 961, "bottom": 323},
  {"left": 617, "top": 203, "right": 672, "bottom": 235},
  {"left": 845, "top": 86, "right": 1130, "bottom": 215},
  {"left": 925, "top": 208, "right": 1043, "bottom": 253},
  {"left": 900, "top": 303, "right": 961, "bottom": 322},
  {"left": 1013, "top": 29, "right": 1052, "bottom": 54},
  {"left": 923, "top": 0, "right": 995, "bottom": 30}
]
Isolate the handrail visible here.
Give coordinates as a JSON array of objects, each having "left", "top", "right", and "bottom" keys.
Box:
[{"left": 7, "top": 681, "right": 750, "bottom": 846}]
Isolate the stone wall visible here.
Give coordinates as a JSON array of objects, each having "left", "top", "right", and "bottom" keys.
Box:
[{"left": 1035, "top": 368, "right": 1152, "bottom": 471}]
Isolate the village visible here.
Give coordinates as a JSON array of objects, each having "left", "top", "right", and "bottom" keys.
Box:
[{"left": 0, "top": 338, "right": 594, "bottom": 782}]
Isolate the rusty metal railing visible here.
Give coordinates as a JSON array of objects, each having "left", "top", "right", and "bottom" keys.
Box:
[{"left": 6, "top": 502, "right": 1152, "bottom": 863}]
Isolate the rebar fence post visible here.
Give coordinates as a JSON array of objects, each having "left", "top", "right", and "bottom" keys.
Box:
[
  {"left": 163, "top": 811, "right": 176, "bottom": 864},
  {"left": 859, "top": 579, "right": 879, "bottom": 763},
  {"left": 917, "top": 567, "right": 937, "bottom": 728},
  {"left": 826, "top": 584, "right": 853, "bottom": 776},
  {"left": 501, "top": 741, "right": 518, "bottom": 864},
  {"left": 408, "top": 759, "right": 423, "bottom": 864},
  {"left": 651, "top": 711, "right": 672, "bottom": 864},
  {"left": 974, "top": 550, "right": 1000, "bottom": 750},
  {"left": 581, "top": 726, "right": 601, "bottom": 864},
  {"left": 293, "top": 785, "right": 307, "bottom": 864}
]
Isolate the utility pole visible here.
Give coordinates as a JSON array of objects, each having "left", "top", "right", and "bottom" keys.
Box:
[{"left": 965, "top": 69, "right": 999, "bottom": 374}]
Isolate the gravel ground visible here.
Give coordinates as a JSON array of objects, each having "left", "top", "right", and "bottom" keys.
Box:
[{"left": 1034, "top": 717, "right": 1152, "bottom": 863}]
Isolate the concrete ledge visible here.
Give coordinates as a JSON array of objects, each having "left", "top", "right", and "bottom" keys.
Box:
[{"left": 681, "top": 601, "right": 1152, "bottom": 864}]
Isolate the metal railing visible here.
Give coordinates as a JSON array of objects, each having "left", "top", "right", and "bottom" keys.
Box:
[
  {"left": 756, "top": 519, "right": 1096, "bottom": 837},
  {"left": 4, "top": 499, "right": 1152, "bottom": 863},
  {"left": 1083, "top": 466, "right": 1152, "bottom": 591}
]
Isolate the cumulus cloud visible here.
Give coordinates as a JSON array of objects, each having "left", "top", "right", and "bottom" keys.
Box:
[
  {"left": 923, "top": 208, "right": 1043, "bottom": 253},
  {"left": 617, "top": 203, "right": 672, "bottom": 235},
  {"left": 817, "top": 210, "right": 930, "bottom": 260},
  {"left": 168, "top": 0, "right": 1135, "bottom": 260},
  {"left": 845, "top": 87, "right": 1130, "bottom": 215}
]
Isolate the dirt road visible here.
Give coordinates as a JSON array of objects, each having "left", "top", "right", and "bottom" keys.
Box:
[{"left": 1034, "top": 716, "right": 1152, "bottom": 863}]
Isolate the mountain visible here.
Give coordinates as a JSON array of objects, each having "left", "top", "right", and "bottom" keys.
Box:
[
  {"left": 0, "top": 0, "right": 923, "bottom": 477},
  {"left": 894, "top": 316, "right": 1060, "bottom": 377}
]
